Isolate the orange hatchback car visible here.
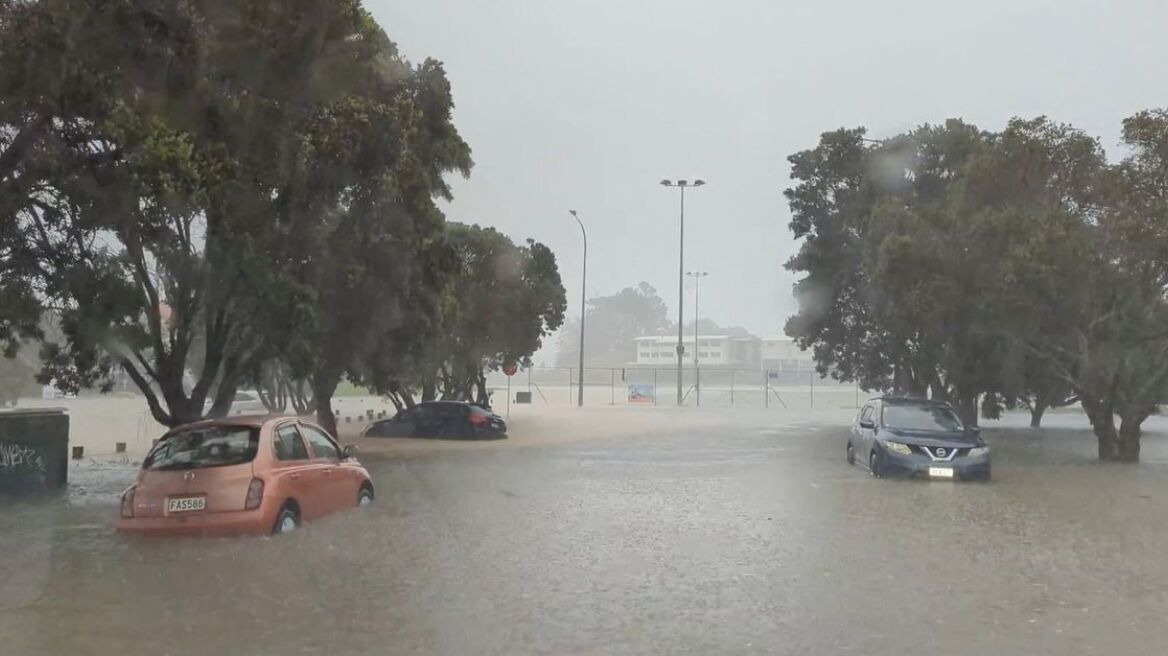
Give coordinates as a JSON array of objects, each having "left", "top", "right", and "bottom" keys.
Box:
[{"left": 118, "top": 416, "right": 374, "bottom": 536}]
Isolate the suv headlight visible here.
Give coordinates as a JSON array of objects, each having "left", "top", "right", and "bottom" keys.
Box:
[
  {"left": 968, "top": 446, "right": 990, "bottom": 458},
  {"left": 882, "top": 441, "right": 912, "bottom": 456}
]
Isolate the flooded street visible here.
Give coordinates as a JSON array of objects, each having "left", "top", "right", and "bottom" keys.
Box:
[{"left": 4, "top": 411, "right": 1168, "bottom": 655}]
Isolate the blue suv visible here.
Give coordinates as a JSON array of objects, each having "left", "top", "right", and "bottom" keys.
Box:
[{"left": 848, "top": 397, "right": 991, "bottom": 481}]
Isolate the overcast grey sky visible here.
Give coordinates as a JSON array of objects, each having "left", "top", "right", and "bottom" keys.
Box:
[{"left": 372, "top": 0, "right": 1166, "bottom": 341}]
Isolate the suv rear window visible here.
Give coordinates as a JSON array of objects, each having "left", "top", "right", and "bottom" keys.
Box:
[{"left": 143, "top": 426, "right": 260, "bottom": 470}]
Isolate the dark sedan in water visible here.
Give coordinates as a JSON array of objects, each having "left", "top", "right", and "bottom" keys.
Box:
[
  {"left": 362, "top": 401, "right": 507, "bottom": 439},
  {"left": 847, "top": 397, "right": 990, "bottom": 481}
]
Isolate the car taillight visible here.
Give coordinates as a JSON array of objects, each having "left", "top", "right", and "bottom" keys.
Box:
[
  {"left": 245, "top": 478, "right": 264, "bottom": 510},
  {"left": 468, "top": 413, "right": 487, "bottom": 426},
  {"left": 120, "top": 486, "right": 136, "bottom": 518}
]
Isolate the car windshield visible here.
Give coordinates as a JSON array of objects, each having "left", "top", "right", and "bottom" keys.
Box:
[
  {"left": 882, "top": 405, "right": 964, "bottom": 432},
  {"left": 142, "top": 426, "right": 259, "bottom": 470}
]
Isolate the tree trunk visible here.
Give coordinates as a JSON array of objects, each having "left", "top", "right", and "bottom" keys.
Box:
[
  {"left": 1029, "top": 401, "right": 1048, "bottom": 428},
  {"left": 399, "top": 386, "right": 416, "bottom": 409},
  {"left": 1081, "top": 395, "right": 1136, "bottom": 462},
  {"left": 421, "top": 378, "right": 437, "bottom": 403},
  {"left": 955, "top": 394, "right": 977, "bottom": 428},
  {"left": 313, "top": 373, "right": 340, "bottom": 438},
  {"left": 1116, "top": 413, "right": 1145, "bottom": 462},
  {"left": 474, "top": 372, "right": 490, "bottom": 407}
]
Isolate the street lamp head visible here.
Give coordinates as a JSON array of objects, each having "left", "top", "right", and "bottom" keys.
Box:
[
  {"left": 693, "top": 179, "right": 706, "bottom": 187},
  {"left": 677, "top": 179, "right": 688, "bottom": 187},
  {"left": 659, "top": 179, "right": 673, "bottom": 187},
  {"left": 568, "top": 209, "right": 577, "bottom": 217}
]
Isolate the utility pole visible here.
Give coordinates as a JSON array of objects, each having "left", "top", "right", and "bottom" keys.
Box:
[
  {"left": 687, "top": 271, "right": 708, "bottom": 407},
  {"left": 660, "top": 179, "right": 705, "bottom": 405},
  {"left": 687, "top": 271, "right": 708, "bottom": 367},
  {"left": 569, "top": 210, "right": 587, "bottom": 407}
]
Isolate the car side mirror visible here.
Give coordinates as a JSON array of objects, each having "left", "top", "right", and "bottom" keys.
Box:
[
  {"left": 859, "top": 420, "right": 876, "bottom": 430},
  {"left": 968, "top": 426, "right": 980, "bottom": 435},
  {"left": 342, "top": 445, "right": 358, "bottom": 459}
]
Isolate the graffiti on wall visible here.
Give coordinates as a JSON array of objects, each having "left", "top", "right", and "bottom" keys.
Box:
[{"left": 0, "top": 441, "right": 46, "bottom": 475}]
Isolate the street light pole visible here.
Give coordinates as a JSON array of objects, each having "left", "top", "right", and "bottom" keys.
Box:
[
  {"left": 687, "top": 271, "right": 708, "bottom": 367},
  {"left": 661, "top": 179, "right": 705, "bottom": 406},
  {"left": 569, "top": 210, "right": 586, "bottom": 407}
]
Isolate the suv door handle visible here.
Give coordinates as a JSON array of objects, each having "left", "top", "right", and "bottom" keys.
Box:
[
  {"left": 322, "top": 469, "right": 332, "bottom": 475},
  {"left": 290, "top": 473, "right": 301, "bottom": 480}
]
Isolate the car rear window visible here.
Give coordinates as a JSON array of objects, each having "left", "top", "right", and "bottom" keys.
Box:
[
  {"left": 143, "top": 426, "right": 260, "bottom": 470},
  {"left": 882, "top": 404, "right": 964, "bottom": 432}
]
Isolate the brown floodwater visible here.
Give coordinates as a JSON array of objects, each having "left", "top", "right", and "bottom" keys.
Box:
[{"left": 2, "top": 410, "right": 1168, "bottom": 655}]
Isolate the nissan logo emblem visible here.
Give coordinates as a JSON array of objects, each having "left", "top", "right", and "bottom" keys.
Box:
[
  {"left": 935, "top": 448, "right": 947, "bottom": 457},
  {"left": 183, "top": 471, "right": 195, "bottom": 481}
]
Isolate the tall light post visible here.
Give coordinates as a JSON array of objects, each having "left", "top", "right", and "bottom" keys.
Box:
[
  {"left": 660, "top": 178, "right": 705, "bottom": 405},
  {"left": 686, "top": 271, "right": 708, "bottom": 366},
  {"left": 569, "top": 210, "right": 586, "bottom": 407}
]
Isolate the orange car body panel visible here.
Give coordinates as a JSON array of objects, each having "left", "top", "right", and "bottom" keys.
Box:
[{"left": 118, "top": 415, "right": 372, "bottom": 536}]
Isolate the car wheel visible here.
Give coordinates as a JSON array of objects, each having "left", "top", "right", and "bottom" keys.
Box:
[
  {"left": 869, "top": 450, "right": 882, "bottom": 478},
  {"left": 357, "top": 486, "right": 374, "bottom": 508},
  {"left": 272, "top": 504, "right": 300, "bottom": 535},
  {"left": 846, "top": 441, "right": 856, "bottom": 465}
]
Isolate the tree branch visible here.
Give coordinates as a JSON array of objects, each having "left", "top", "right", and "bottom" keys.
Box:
[
  {"left": 120, "top": 357, "right": 173, "bottom": 425},
  {"left": 0, "top": 113, "right": 49, "bottom": 182}
]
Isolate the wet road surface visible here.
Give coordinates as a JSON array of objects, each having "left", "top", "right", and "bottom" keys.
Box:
[{"left": 3, "top": 412, "right": 1168, "bottom": 655}]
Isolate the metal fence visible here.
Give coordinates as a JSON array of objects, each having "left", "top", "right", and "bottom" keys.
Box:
[{"left": 484, "top": 366, "right": 863, "bottom": 410}]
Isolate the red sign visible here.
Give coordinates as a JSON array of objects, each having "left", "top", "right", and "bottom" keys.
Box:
[{"left": 502, "top": 362, "right": 518, "bottom": 376}]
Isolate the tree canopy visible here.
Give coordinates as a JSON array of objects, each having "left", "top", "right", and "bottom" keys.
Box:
[
  {"left": 0, "top": 0, "right": 575, "bottom": 434},
  {"left": 556, "top": 282, "right": 670, "bottom": 367},
  {"left": 785, "top": 112, "right": 1168, "bottom": 460}
]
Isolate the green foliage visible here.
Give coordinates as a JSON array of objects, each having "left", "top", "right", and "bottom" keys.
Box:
[
  {"left": 1, "top": 0, "right": 475, "bottom": 430},
  {"left": 556, "top": 282, "right": 670, "bottom": 367},
  {"left": 785, "top": 110, "right": 1168, "bottom": 458},
  {"left": 418, "top": 224, "right": 566, "bottom": 404}
]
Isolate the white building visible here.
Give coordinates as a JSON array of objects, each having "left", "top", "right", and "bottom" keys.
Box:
[
  {"left": 761, "top": 336, "right": 814, "bottom": 372},
  {"left": 633, "top": 335, "right": 760, "bottom": 368}
]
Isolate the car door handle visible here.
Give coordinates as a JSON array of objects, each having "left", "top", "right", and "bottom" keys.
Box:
[
  {"left": 322, "top": 469, "right": 332, "bottom": 475},
  {"left": 290, "top": 473, "right": 301, "bottom": 480}
]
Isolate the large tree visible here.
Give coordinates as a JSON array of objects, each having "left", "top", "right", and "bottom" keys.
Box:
[
  {"left": 402, "top": 223, "right": 566, "bottom": 407},
  {"left": 555, "top": 282, "right": 670, "bottom": 367},
  {"left": 3, "top": 0, "right": 470, "bottom": 428},
  {"left": 1, "top": 0, "right": 197, "bottom": 357},
  {"left": 784, "top": 121, "right": 1005, "bottom": 423},
  {"left": 787, "top": 111, "right": 1168, "bottom": 459}
]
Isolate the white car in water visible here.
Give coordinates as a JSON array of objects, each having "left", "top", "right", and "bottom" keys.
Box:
[{"left": 202, "top": 390, "right": 269, "bottom": 416}]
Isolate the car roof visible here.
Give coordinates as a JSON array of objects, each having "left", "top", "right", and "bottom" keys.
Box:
[
  {"left": 163, "top": 413, "right": 293, "bottom": 435},
  {"left": 868, "top": 396, "right": 953, "bottom": 407}
]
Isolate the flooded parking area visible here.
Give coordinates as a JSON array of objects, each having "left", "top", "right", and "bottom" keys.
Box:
[{"left": 3, "top": 410, "right": 1168, "bottom": 655}]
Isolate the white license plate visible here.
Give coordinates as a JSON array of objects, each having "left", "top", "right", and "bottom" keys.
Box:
[
  {"left": 928, "top": 467, "right": 954, "bottom": 479},
  {"left": 167, "top": 496, "right": 206, "bottom": 513}
]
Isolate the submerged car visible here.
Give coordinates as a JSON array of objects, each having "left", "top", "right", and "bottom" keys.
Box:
[
  {"left": 847, "top": 397, "right": 991, "bottom": 481},
  {"left": 361, "top": 401, "right": 507, "bottom": 439},
  {"left": 118, "top": 416, "right": 374, "bottom": 536},
  {"left": 201, "top": 390, "right": 268, "bottom": 416}
]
